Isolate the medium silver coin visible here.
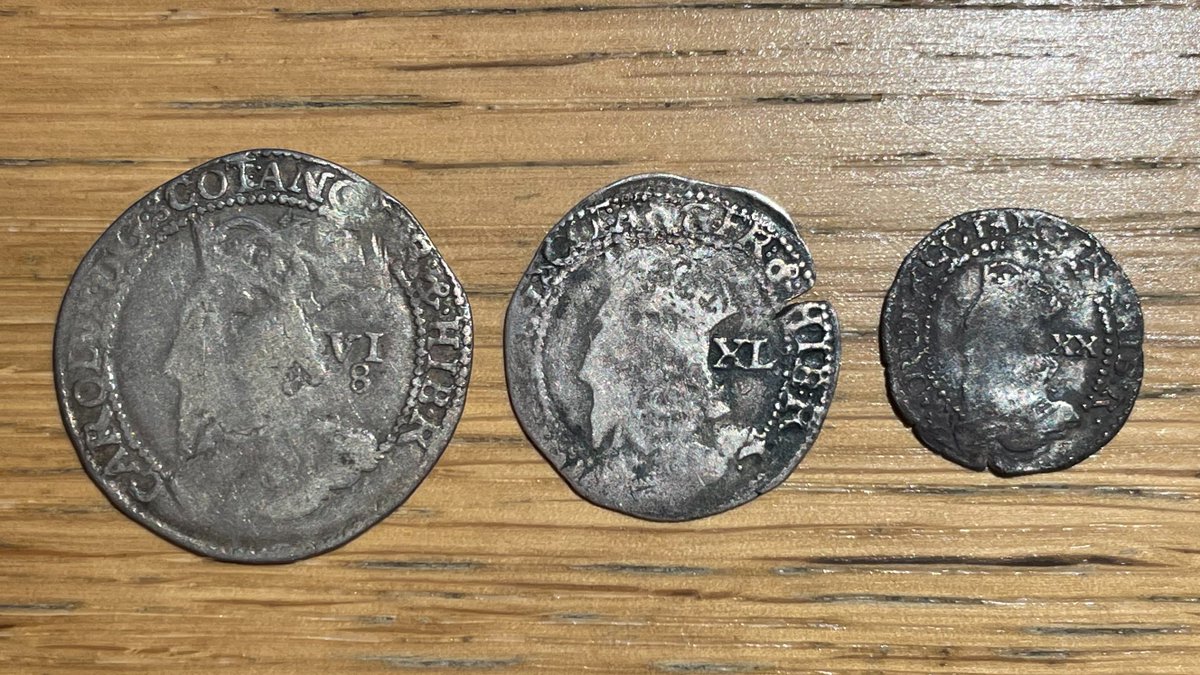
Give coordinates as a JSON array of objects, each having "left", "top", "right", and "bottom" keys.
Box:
[
  {"left": 505, "top": 174, "right": 840, "bottom": 521},
  {"left": 881, "top": 208, "right": 1143, "bottom": 475},
  {"left": 55, "top": 149, "right": 473, "bottom": 562}
]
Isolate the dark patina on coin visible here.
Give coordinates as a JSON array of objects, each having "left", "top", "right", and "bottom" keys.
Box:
[
  {"left": 506, "top": 174, "right": 840, "bottom": 521},
  {"left": 881, "top": 209, "right": 1143, "bottom": 476},
  {"left": 55, "top": 149, "right": 472, "bottom": 562}
]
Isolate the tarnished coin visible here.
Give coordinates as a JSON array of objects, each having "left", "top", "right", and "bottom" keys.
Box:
[
  {"left": 881, "top": 209, "right": 1143, "bottom": 476},
  {"left": 55, "top": 149, "right": 472, "bottom": 562},
  {"left": 505, "top": 174, "right": 840, "bottom": 521}
]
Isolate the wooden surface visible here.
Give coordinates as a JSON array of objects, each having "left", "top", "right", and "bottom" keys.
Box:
[{"left": 1, "top": 2, "right": 1199, "bottom": 672}]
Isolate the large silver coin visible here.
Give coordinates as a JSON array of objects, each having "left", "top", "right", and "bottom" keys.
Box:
[
  {"left": 55, "top": 149, "right": 472, "bottom": 562},
  {"left": 505, "top": 174, "right": 840, "bottom": 521},
  {"left": 881, "top": 209, "right": 1143, "bottom": 475}
]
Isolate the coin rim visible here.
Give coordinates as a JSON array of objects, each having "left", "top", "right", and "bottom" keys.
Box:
[
  {"left": 879, "top": 207, "right": 1144, "bottom": 476},
  {"left": 53, "top": 148, "right": 474, "bottom": 563},
  {"left": 504, "top": 172, "right": 840, "bottom": 521}
]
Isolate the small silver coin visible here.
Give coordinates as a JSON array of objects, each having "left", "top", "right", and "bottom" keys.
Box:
[
  {"left": 505, "top": 174, "right": 840, "bottom": 521},
  {"left": 881, "top": 208, "right": 1143, "bottom": 475},
  {"left": 55, "top": 149, "right": 473, "bottom": 562}
]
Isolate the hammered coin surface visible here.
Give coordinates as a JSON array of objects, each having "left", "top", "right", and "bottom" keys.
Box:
[
  {"left": 505, "top": 174, "right": 840, "bottom": 521},
  {"left": 55, "top": 149, "right": 472, "bottom": 562},
  {"left": 881, "top": 209, "right": 1143, "bottom": 476}
]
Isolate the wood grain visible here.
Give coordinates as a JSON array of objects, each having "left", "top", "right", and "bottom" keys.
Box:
[{"left": 1, "top": 2, "right": 1198, "bottom": 672}]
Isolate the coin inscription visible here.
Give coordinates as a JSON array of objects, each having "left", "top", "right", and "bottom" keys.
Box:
[
  {"left": 505, "top": 174, "right": 840, "bottom": 521},
  {"left": 881, "top": 209, "right": 1143, "bottom": 475},
  {"left": 55, "top": 149, "right": 472, "bottom": 562}
]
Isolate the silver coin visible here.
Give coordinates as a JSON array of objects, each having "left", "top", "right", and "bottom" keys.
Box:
[
  {"left": 54, "top": 149, "right": 473, "bottom": 562},
  {"left": 505, "top": 174, "right": 840, "bottom": 521},
  {"left": 881, "top": 209, "right": 1143, "bottom": 475}
]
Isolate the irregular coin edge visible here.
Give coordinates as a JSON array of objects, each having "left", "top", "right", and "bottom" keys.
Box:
[{"left": 505, "top": 173, "right": 840, "bottom": 520}]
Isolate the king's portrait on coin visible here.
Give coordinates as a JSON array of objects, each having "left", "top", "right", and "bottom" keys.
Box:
[
  {"left": 939, "top": 255, "right": 1081, "bottom": 457},
  {"left": 576, "top": 246, "right": 767, "bottom": 511},
  {"left": 164, "top": 216, "right": 381, "bottom": 524}
]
